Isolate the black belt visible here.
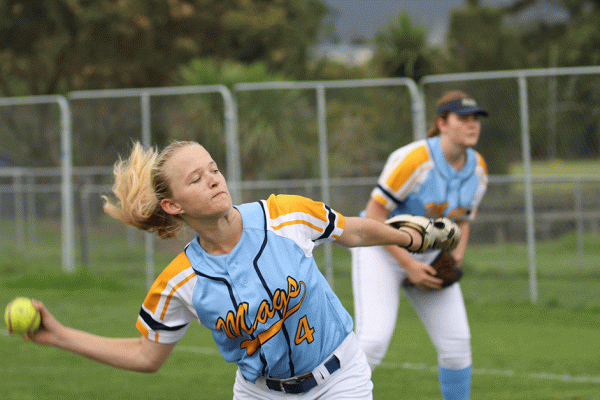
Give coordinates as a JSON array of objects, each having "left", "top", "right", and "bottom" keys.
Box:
[{"left": 265, "top": 355, "right": 341, "bottom": 394}]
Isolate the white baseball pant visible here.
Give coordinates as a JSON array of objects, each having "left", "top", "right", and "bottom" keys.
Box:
[
  {"left": 232, "top": 332, "right": 373, "bottom": 399},
  {"left": 351, "top": 245, "right": 471, "bottom": 371}
]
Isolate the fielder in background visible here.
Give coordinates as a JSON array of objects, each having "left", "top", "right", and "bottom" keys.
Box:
[
  {"left": 351, "top": 90, "right": 489, "bottom": 400},
  {"left": 22, "top": 140, "right": 458, "bottom": 399}
]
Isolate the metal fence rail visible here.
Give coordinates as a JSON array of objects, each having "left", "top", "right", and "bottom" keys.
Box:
[
  {"left": 1, "top": 66, "right": 599, "bottom": 303},
  {"left": 0, "top": 96, "right": 74, "bottom": 273}
]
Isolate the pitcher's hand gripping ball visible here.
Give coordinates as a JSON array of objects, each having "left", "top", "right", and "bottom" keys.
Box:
[
  {"left": 4, "top": 297, "right": 41, "bottom": 335},
  {"left": 385, "top": 215, "right": 461, "bottom": 253}
]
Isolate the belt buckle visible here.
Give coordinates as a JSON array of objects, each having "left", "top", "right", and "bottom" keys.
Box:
[
  {"left": 275, "top": 379, "right": 287, "bottom": 394},
  {"left": 275, "top": 372, "right": 312, "bottom": 394}
]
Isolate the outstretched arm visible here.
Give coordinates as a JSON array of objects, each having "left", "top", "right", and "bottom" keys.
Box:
[
  {"left": 337, "top": 199, "right": 460, "bottom": 254},
  {"left": 337, "top": 214, "right": 423, "bottom": 251},
  {"left": 25, "top": 300, "right": 176, "bottom": 373}
]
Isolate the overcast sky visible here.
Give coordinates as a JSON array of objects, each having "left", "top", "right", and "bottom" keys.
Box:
[{"left": 320, "top": 0, "right": 517, "bottom": 45}]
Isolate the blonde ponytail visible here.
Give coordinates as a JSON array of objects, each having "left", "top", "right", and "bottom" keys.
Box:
[{"left": 102, "top": 141, "right": 189, "bottom": 239}]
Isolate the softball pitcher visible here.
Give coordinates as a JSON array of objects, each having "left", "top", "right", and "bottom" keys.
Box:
[
  {"left": 23, "top": 141, "right": 458, "bottom": 399},
  {"left": 352, "top": 91, "right": 489, "bottom": 400}
]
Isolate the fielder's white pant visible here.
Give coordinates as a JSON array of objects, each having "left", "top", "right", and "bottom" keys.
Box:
[
  {"left": 232, "top": 332, "right": 373, "bottom": 399},
  {"left": 351, "top": 246, "right": 471, "bottom": 371}
]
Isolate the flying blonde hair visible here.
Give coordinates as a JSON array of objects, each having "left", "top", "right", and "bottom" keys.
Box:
[{"left": 102, "top": 141, "right": 196, "bottom": 239}]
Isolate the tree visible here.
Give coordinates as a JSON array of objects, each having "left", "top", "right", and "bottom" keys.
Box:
[
  {"left": 505, "top": 0, "right": 600, "bottom": 160},
  {"left": 0, "top": 0, "right": 328, "bottom": 167},
  {"left": 216, "top": 0, "right": 328, "bottom": 80},
  {"left": 370, "top": 11, "right": 431, "bottom": 81},
  {"left": 0, "top": 0, "right": 328, "bottom": 97},
  {"left": 447, "top": 1, "right": 528, "bottom": 72}
]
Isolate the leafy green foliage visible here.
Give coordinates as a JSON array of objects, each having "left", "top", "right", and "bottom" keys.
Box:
[
  {"left": 447, "top": 6, "right": 528, "bottom": 72},
  {"left": 0, "top": 0, "right": 327, "bottom": 97},
  {"left": 175, "top": 58, "right": 282, "bottom": 87},
  {"left": 371, "top": 11, "right": 429, "bottom": 80},
  {"left": 0, "top": 0, "right": 329, "bottom": 168}
]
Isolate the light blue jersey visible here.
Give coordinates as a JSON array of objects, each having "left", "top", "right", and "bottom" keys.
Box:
[
  {"left": 371, "top": 136, "right": 487, "bottom": 221},
  {"left": 136, "top": 195, "right": 353, "bottom": 383}
]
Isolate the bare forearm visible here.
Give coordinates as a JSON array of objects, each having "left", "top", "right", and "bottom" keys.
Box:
[
  {"left": 338, "top": 216, "right": 419, "bottom": 249},
  {"left": 29, "top": 301, "right": 174, "bottom": 373},
  {"left": 49, "top": 327, "right": 159, "bottom": 372}
]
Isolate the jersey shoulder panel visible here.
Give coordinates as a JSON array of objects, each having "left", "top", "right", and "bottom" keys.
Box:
[
  {"left": 137, "top": 252, "right": 198, "bottom": 343},
  {"left": 382, "top": 141, "right": 432, "bottom": 191},
  {"left": 265, "top": 194, "right": 344, "bottom": 234},
  {"left": 373, "top": 140, "right": 433, "bottom": 208},
  {"left": 263, "top": 194, "right": 345, "bottom": 255}
]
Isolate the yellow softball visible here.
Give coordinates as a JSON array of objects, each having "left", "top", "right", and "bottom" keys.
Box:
[{"left": 4, "top": 297, "right": 41, "bottom": 335}]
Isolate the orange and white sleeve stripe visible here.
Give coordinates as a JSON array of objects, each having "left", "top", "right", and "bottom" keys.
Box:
[
  {"left": 136, "top": 252, "right": 199, "bottom": 343},
  {"left": 372, "top": 140, "right": 434, "bottom": 211},
  {"left": 263, "top": 194, "right": 345, "bottom": 256}
]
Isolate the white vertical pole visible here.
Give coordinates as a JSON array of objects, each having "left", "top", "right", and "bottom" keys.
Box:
[
  {"left": 316, "top": 84, "right": 334, "bottom": 288},
  {"left": 414, "top": 84, "right": 427, "bottom": 140},
  {"left": 13, "top": 169, "right": 25, "bottom": 250},
  {"left": 58, "top": 96, "right": 76, "bottom": 273},
  {"left": 26, "top": 175, "right": 36, "bottom": 250},
  {"left": 221, "top": 88, "right": 242, "bottom": 204},
  {"left": 575, "top": 177, "right": 584, "bottom": 267},
  {"left": 141, "top": 93, "right": 154, "bottom": 290},
  {"left": 518, "top": 75, "right": 537, "bottom": 304}
]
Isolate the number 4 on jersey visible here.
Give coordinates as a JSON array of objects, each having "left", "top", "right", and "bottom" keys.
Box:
[{"left": 295, "top": 316, "right": 315, "bottom": 345}]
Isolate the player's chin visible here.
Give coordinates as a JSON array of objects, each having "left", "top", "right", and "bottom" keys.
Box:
[
  {"left": 463, "top": 137, "right": 479, "bottom": 147},
  {"left": 215, "top": 197, "right": 235, "bottom": 215},
  {"left": 211, "top": 191, "right": 231, "bottom": 205}
]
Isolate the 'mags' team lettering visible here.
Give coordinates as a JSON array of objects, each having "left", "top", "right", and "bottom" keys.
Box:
[{"left": 215, "top": 277, "right": 312, "bottom": 355}]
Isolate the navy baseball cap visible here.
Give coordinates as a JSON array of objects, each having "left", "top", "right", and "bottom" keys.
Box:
[{"left": 436, "top": 98, "right": 489, "bottom": 117}]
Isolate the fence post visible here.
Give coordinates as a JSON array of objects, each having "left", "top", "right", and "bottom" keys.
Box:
[
  {"left": 517, "top": 75, "right": 538, "bottom": 304},
  {"left": 26, "top": 174, "right": 37, "bottom": 250},
  {"left": 316, "top": 84, "right": 334, "bottom": 287},
  {"left": 13, "top": 169, "right": 25, "bottom": 250},
  {"left": 78, "top": 180, "right": 92, "bottom": 268},
  {"left": 575, "top": 177, "right": 584, "bottom": 267}
]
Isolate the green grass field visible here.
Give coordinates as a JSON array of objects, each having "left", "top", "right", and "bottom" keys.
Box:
[
  {"left": 1, "top": 221, "right": 599, "bottom": 400},
  {"left": 509, "top": 159, "right": 600, "bottom": 177}
]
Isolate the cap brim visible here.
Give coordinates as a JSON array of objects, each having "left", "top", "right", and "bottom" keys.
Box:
[{"left": 455, "top": 107, "right": 489, "bottom": 117}]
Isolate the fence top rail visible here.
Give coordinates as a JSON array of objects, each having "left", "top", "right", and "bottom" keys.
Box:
[
  {"left": 0, "top": 166, "right": 113, "bottom": 177},
  {"left": 420, "top": 66, "right": 600, "bottom": 85},
  {"left": 0, "top": 168, "right": 598, "bottom": 183},
  {"left": 68, "top": 85, "right": 231, "bottom": 100},
  {"left": 234, "top": 175, "right": 600, "bottom": 189},
  {"left": 488, "top": 174, "right": 600, "bottom": 184},
  {"left": 234, "top": 77, "right": 418, "bottom": 92},
  {"left": 0, "top": 94, "right": 67, "bottom": 107}
]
